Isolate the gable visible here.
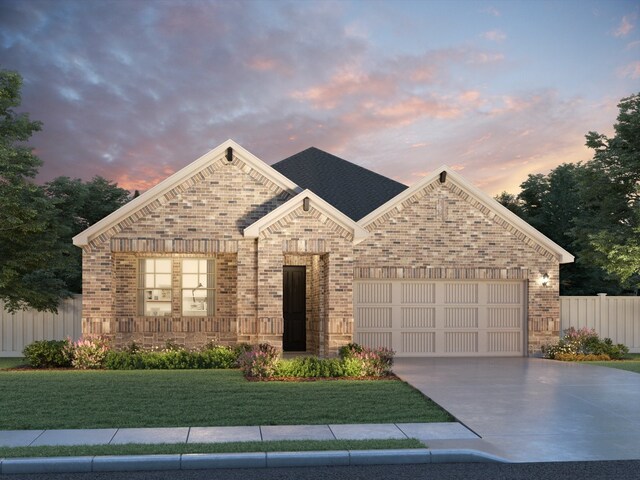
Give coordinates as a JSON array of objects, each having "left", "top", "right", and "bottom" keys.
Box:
[
  {"left": 272, "top": 147, "right": 407, "bottom": 221},
  {"left": 73, "top": 140, "right": 300, "bottom": 248},
  {"left": 358, "top": 166, "right": 574, "bottom": 264}
]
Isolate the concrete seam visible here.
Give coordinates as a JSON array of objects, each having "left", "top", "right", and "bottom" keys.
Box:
[
  {"left": 108, "top": 428, "right": 119, "bottom": 445},
  {"left": 28, "top": 430, "right": 46, "bottom": 446},
  {"left": 259, "top": 426, "right": 264, "bottom": 441},
  {"left": 394, "top": 423, "right": 410, "bottom": 439},
  {"left": 185, "top": 427, "right": 191, "bottom": 444},
  {"left": 327, "top": 425, "right": 338, "bottom": 440}
]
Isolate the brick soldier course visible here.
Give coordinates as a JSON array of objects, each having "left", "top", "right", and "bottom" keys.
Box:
[{"left": 73, "top": 140, "right": 573, "bottom": 356}]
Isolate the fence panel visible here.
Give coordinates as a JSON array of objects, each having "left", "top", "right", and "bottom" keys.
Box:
[
  {"left": 560, "top": 295, "right": 640, "bottom": 353},
  {"left": 0, "top": 296, "right": 82, "bottom": 357}
]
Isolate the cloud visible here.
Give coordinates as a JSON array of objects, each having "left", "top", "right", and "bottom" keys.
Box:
[
  {"left": 614, "top": 14, "right": 635, "bottom": 37},
  {"left": 482, "top": 6, "right": 501, "bottom": 17},
  {"left": 617, "top": 61, "right": 640, "bottom": 79},
  {"left": 481, "top": 30, "right": 506, "bottom": 42}
]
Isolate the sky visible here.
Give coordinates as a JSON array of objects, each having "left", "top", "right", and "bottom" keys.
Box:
[{"left": 1, "top": 0, "right": 638, "bottom": 195}]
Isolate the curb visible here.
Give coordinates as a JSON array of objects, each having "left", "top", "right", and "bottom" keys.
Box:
[{"left": 0, "top": 449, "right": 507, "bottom": 474}]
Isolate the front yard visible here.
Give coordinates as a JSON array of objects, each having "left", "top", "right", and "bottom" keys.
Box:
[
  {"left": 0, "top": 368, "right": 452, "bottom": 430},
  {"left": 587, "top": 353, "right": 640, "bottom": 373}
]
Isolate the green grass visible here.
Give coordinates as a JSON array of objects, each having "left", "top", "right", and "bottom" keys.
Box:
[
  {"left": 588, "top": 353, "right": 640, "bottom": 373},
  {"left": 0, "top": 369, "right": 452, "bottom": 429},
  {"left": 0, "top": 439, "right": 425, "bottom": 459},
  {"left": 0, "top": 357, "right": 25, "bottom": 369}
]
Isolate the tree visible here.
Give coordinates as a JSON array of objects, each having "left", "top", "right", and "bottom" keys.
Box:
[
  {"left": 582, "top": 93, "right": 640, "bottom": 290},
  {"left": 0, "top": 70, "right": 71, "bottom": 312},
  {"left": 45, "top": 176, "right": 132, "bottom": 293}
]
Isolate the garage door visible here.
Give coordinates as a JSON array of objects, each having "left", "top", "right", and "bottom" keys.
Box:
[{"left": 353, "top": 280, "right": 526, "bottom": 357}]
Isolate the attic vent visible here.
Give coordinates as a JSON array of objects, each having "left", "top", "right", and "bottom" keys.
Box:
[
  {"left": 226, "top": 147, "right": 233, "bottom": 162},
  {"left": 303, "top": 197, "right": 310, "bottom": 211},
  {"left": 439, "top": 171, "right": 447, "bottom": 183}
]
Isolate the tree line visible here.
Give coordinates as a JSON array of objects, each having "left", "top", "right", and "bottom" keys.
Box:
[{"left": 496, "top": 92, "right": 639, "bottom": 295}]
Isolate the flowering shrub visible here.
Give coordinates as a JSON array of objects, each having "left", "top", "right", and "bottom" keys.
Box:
[
  {"left": 542, "top": 327, "right": 629, "bottom": 360},
  {"left": 67, "top": 335, "right": 111, "bottom": 369},
  {"left": 104, "top": 343, "right": 240, "bottom": 370},
  {"left": 237, "top": 344, "right": 280, "bottom": 378},
  {"left": 339, "top": 343, "right": 395, "bottom": 377}
]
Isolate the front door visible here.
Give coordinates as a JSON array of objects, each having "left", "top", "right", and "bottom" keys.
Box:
[{"left": 283, "top": 266, "right": 306, "bottom": 351}]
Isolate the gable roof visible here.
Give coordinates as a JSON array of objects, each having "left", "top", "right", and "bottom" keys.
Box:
[
  {"left": 358, "top": 166, "right": 575, "bottom": 264},
  {"left": 73, "top": 140, "right": 301, "bottom": 247},
  {"left": 272, "top": 147, "right": 407, "bottom": 221},
  {"left": 244, "top": 189, "right": 369, "bottom": 244}
]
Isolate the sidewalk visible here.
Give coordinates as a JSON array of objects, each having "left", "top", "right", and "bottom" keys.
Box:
[
  {"left": 0, "top": 423, "right": 507, "bottom": 475},
  {"left": 0, "top": 422, "right": 478, "bottom": 447}
]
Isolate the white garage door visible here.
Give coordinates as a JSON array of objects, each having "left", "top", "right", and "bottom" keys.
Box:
[{"left": 354, "top": 280, "right": 526, "bottom": 357}]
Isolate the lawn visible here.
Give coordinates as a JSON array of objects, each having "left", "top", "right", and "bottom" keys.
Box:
[
  {"left": 0, "top": 439, "right": 425, "bottom": 459},
  {"left": 0, "top": 357, "right": 25, "bottom": 369},
  {"left": 587, "top": 353, "right": 640, "bottom": 374},
  {"left": 0, "top": 369, "right": 452, "bottom": 429}
]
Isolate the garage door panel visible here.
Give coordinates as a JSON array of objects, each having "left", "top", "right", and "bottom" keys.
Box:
[
  {"left": 445, "top": 331, "right": 478, "bottom": 353},
  {"left": 354, "top": 331, "right": 392, "bottom": 349},
  {"left": 402, "top": 331, "right": 435, "bottom": 353},
  {"left": 488, "top": 307, "right": 522, "bottom": 328},
  {"left": 401, "top": 283, "right": 436, "bottom": 303},
  {"left": 401, "top": 307, "right": 435, "bottom": 328},
  {"left": 445, "top": 307, "right": 479, "bottom": 328},
  {"left": 445, "top": 283, "right": 478, "bottom": 303},
  {"left": 355, "top": 307, "right": 392, "bottom": 328},
  {"left": 488, "top": 331, "right": 521, "bottom": 352},
  {"left": 488, "top": 283, "right": 521, "bottom": 304},
  {"left": 354, "top": 280, "right": 525, "bottom": 357}
]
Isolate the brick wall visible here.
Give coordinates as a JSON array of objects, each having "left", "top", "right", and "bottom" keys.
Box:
[
  {"left": 81, "top": 155, "right": 291, "bottom": 349},
  {"left": 355, "top": 180, "right": 561, "bottom": 353}
]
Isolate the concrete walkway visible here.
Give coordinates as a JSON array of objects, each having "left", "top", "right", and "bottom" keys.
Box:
[
  {"left": 394, "top": 357, "right": 640, "bottom": 463},
  {"left": 0, "top": 422, "right": 477, "bottom": 448}
]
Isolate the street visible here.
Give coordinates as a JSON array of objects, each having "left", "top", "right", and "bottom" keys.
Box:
[{"left": 2, "top": 461, "right": 640, "bottom": 480}]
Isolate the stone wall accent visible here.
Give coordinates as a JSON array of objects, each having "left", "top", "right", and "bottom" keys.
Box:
[{"left": 356, "top": 180, "right": 561, "bottom": 353}]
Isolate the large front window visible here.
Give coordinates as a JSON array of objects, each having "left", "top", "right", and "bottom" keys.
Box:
[
  {"left": 137, "top": 257, "right": 215, "bottom": 317},
  {"left": 182, "top": 259, "right": 215, "bottom": 317}
]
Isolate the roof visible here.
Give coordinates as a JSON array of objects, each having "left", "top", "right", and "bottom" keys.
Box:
[
  {"left": 272, "top": 147, "right": 407, "bottom": 221},
  {"left": 358, "top": 165, "right": 575, "bottom": 264}
]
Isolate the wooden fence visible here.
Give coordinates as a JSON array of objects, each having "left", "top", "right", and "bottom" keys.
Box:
[
  {"left": 560, "top": 295, "right": 640, "bottom": 353},
  {"left": 0, "top": 296, "right": 82, "bottom": 357}
]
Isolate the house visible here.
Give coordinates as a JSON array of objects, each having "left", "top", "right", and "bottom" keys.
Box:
[{"left": 72, "top": 140, "right": 573, "bottom": 357}]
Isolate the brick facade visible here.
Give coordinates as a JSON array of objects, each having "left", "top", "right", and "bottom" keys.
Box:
[{"left": 78, "top": 143, "right": 564, "bottom": 356}]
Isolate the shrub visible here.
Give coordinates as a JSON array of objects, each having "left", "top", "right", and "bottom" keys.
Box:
[
  {"left": 543, "top": 327, "right": 629, "bottom": 361},
  {"left": 69, "top": 336, "right": 111, "bottom": 369},
  {"left": 276, "top": 357, "right": 346, "bottom": 378},
  {"left": 237, "top": 344, "right": 280, "bottom": 378},
  {"left": 339, "top": 342, "right": 364, "bottom": 359},
  {"left": 339, "top": 343, "right": 395, "bottom": 377},
  {"left": 22, "top": 340, "right": 73, "bottom": 368},
  {"left": 104, "top": 344, "right": 240, "bottom": 370}
]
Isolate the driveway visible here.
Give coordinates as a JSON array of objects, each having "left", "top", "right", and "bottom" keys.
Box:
[{"left": 394, "top": 357, "right": 640, "bottom": 462}]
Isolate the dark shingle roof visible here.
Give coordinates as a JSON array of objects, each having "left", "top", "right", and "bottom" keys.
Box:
[{"left": 272, "top": 147, "right": 408, "bottom": 221}]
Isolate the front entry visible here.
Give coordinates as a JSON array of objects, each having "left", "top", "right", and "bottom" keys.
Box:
[{"left": 283, "top": 266, "right": 306, "bottom": 351}]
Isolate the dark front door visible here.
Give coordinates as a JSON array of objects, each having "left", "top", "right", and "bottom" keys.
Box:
[{"left": 283, "top": 266, "right": 306, "bottom": 351}]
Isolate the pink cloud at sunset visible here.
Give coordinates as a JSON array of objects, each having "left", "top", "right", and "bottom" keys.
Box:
[{"left": 0, "top": 0, "right": 637, "bottom": 197}]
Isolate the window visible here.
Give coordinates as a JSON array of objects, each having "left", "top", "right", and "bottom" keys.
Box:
[
  {"left": 138, "top": 258, "right": 172, "bottom": 316},
  {"left": 182, "top": 259, "right": 215, "bottom": 317}
]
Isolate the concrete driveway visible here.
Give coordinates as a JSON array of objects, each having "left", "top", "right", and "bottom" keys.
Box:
[{"left": 394, "top": 357, "right": 640, "bottom": 462}]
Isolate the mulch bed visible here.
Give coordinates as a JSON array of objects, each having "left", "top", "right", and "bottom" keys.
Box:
[{"left": 244, "top": 373, "right": 400, "bottom": 382}]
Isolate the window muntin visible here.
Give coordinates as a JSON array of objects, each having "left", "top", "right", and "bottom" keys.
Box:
[
  {"left": 139, "top": 258, "right": 172, "bottom": 317},
  {"left": 182, "top": 259, "right": 215, "bottom": 317}
]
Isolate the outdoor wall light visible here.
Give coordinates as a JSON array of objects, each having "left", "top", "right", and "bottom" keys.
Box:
[{"left": 541, "top": 273, "right": 549, "bottom": 287}]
